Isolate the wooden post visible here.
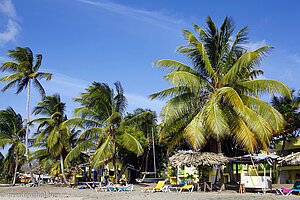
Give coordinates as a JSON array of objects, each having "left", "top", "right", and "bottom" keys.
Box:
[
  {"left": 235, "top": 163, "right": 239, "bottom": 182},
  {"left": 263, "top": 161, "right": 266, "bottom": 194},
  {"left": 176, "top": 167, "right": 178, "bottom": 185},
  {"left": 229, "top": 162, "right": 235, "bottom": 183}
]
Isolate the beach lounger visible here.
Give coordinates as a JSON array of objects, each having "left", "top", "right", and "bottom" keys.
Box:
[
  {"left": 178, "top": 184, "right": 194, "bottom": 192},
  {"left": 96, "top": 186, "right": 108, "bottom": 192},
  {"left": 141, "top": 181, "right": 167, "bottom": 192},
  {"left": 96, "top": 182, "right": 115, "bottom": 192},
  {"left": 276, "top": 188, "right": 300, "bottom": 195},
  {"left": 115, "top": 184, "right": 133, "bottom": 192},
  {"left": 168, "top": 182, "right": 186, "bottom": 192},
  {"left": 26, "top": 182, "right": 38, "bottom": 187}
]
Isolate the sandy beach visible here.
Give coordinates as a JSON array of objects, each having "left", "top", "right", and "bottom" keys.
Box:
[{"left": 0, "top": 184, "right": 299, "bottom": 200}]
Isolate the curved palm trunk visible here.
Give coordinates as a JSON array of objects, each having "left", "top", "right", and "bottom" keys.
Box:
[
  {"left": 113, "top": 135, "right": 118, "bottom": 184},
  {"left": 12, "top": 152, "right": 18, "bottom": 186},
  {"left": 60, "top": 153, "right": 69, "bottom": 186},
  {"left": 25, "top": 79, "right": 35, "bottom": 184},
  {"left": 217, "top": 137, "right": 225, "bottom": 190}
]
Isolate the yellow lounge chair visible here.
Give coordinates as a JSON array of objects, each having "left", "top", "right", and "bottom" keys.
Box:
[
  {"left": 178, "top": 184, "right": 194, "bottom": 192},
  {"left": 168, "top": 184, "right": 194, "bottom": 192},
  {"left": 141, "top": 181, "right": 167, "bottom": 192}
]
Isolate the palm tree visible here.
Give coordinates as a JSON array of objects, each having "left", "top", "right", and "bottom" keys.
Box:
[
  {"left": 65, "top": 82, "right": 143, "bottom": 183},
  {"left": 0, "top": 107, "right": 26, "bottom": 185},
  {"left": 124, "top": 108, "right": 157, "bottom": 173},
  {"left": 150, "top": 16, "right": 291, "bottom": 188},
  {"left": 32, "top": 94, "right": 71, "bottom": 185},
  {"left": 0, "top": 47, "right": 52, "bottom": 172}
]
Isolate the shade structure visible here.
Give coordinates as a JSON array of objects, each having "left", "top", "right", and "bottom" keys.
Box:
[
  {"left": 278, "top": 152, "right": 300, "bottom": 166},
  {"left": 31, "top": 165, "right": 46, "bottom": 175},
  {"left": 169, "top": 151, "right": 228, "bottom": 168},
  {"left": 228, "top": 154, "right": 280, "bottom": 164}
]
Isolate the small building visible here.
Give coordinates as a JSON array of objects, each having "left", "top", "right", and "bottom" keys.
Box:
[
  {"left": 168, "top": 151, "right": 228, "bottom": 184},
  {"left": 275, "top": 137, "right": 300, "bottom": 184},
  {"left": 278, "top": 152, "right": 300, "bottom": 184},
  {"left": 228, "top": 154, "right": 279, "bottom": 190}
]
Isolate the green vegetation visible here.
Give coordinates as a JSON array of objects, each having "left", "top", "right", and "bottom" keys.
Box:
[
  {"left": 32, "top": 94, "right": 71, "bottom": 185},
  {"left": 0, "top": 17, "right": 297, "bottom": 186},
  {"left": 0, "top": 107, "right": 26, "bottom": 185},
  {"left": 150, "top": 16, "right": 291, "bottom": 188},
  {"left": 0, "top": 47, "right": 52, "bottom": 184},
  {"left": 271, "top": 90, "right": 300, "bottom": 155},
  {"left": 65, "top": 82, "right": 143, "bottom": 183},
  {"left": 151, "top": 16, "right": 290, "bottom": 154}
]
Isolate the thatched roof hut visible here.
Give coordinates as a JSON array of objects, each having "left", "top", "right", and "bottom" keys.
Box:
[
  {"left": 169, "top": 151, "right": 228, "bottom": 168},
  {"left": 31, "top": 166, "right": 46, "bottom": 175},
  {"left": 278, "top": 152, "right": 300, "bottom": 166}
]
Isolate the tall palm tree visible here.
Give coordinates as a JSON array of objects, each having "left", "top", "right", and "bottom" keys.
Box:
[
  {"left": 32, "top": 94, "right": 71, "bottom": 185},
  {"left": 124, "top": 108, "right": 157, "bottom": 173},
  {"left": 0, "top": 47, "right": 52, "bottom": 170},
  {"left": 151, "top": 16, "right": 291, "bottom": 188},
  {"left": 65, "top": 82, "right": 143, "bottom": 183},
  {"left": 0, "top": 107, "right": 26, "bottom": 185}
]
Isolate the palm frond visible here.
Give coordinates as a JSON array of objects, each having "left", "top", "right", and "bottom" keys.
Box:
[
  {"left": 117, "top": 131, "right": 143, "bottom": 156},
  {"left": 239, "top": 79, "right": 291, "bottom": 98},
  {"left": 153, "top": 59, "right": 199, "bottom": 74}
]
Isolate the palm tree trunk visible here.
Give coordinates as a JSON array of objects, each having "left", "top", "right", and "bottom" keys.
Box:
[
  {"left": 25, "top": 79, "right": 35, "bottom": 184},
  {"left": 217, "top": 137, "right": 225, "bottom": 190},
  {"left": 277, "top": 139, "right": 286, "bottom": 184},
  {"left": 60, "top": 153, "right": 69, "bottom": 186},
  {"left": 12, "top": 152, "right": 18, "bottom": 186},
  {"left": 113, "top": 135, "right": 118, "bottom": 184},
  {"left": 25, "top": 79, "right": 30, "bottom": 161}
]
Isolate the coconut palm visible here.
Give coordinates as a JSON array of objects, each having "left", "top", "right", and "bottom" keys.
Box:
[
  {"left": 32, "top": 94, "right": 70, "bottom": 185},
  {"left": 150, "top": 16, "right": 291, "bottom": 188},
  {"left": 124, "top": 108, "right": 157, "bottom": 173},
  {"left": 65, "top": 82, "right": 143, "bottom": 183},
  {"left": 0, "top": 47, "right": 52, "bottom": 168},
  {"left": 0, "top": 107, "right": 26, "bottom": 185}
]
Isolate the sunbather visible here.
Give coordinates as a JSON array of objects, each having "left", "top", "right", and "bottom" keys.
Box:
[{"left": 277, "top": 174, "right": 300, "bottom": 195}]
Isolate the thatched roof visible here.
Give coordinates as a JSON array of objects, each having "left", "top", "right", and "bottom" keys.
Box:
[
  {"left": 169, "top": 151, "right": 228, "bottom": 167},
  {"left": 278, "top": 152, "right": 300, "bottom": 166},
  {"left": 31, "top": 166, "right": 46, "bottom": 175}
]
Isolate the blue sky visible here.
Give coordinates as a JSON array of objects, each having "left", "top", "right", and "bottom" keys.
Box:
[{"left": 0, "top": 0, "right": 299, "bottom": 121}]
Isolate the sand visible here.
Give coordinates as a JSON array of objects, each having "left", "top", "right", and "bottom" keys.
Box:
[{"left": 0, "top": 184, "right": 298, "bottom": 200}]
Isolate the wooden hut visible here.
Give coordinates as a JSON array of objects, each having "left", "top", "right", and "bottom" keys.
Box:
[
  {"left": 168, "top": 151, "right": 228, "bottom": 189},
  {"left": 277, "top": 152, "right": 300, "bottom": 184}
]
